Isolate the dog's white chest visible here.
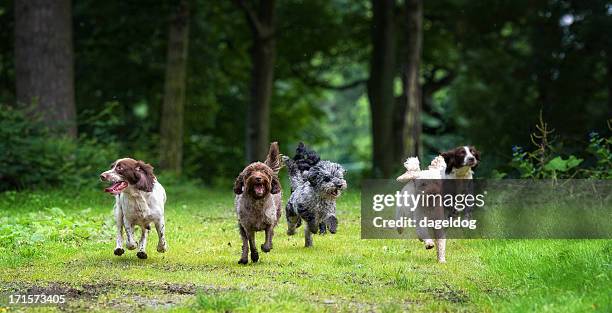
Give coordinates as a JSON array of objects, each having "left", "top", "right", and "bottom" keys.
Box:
[
  {"left": 451, "top": 166, "right": 473, "bottom": 179},
  {"left": 120, "top": 193, "right": 154, "bottom": 223}
]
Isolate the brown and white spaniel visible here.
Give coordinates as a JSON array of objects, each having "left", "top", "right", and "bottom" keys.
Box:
[
  {"left": 396, "top": 146, "right": 481, "bottom": 263},
  {"left": 100, "top": 158, "right": 167, "bottom": 259},
  {"left": 441, "top": 146, "right": 480, "bottom": 179}
]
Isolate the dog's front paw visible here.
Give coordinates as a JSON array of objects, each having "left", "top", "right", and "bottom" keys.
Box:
[
  {"left": 114, "top": 248, "right": 125, "bottom": 256},
  {"left": 424, "top": 240, "right": 435, "bottom": 250},
  {"left": 327, "top": 216, "right": 338, "bottom": 234},
  {"left": 438, "top": 258, "right": 446, "bottom": 263},
  {"left": 157, "top": 241, "right": 168, "bottom": 253},
  {"left": 136, "top": 251, "right": 148, "bottom": 259},
  {"left": 250, "top": 251, "right": 259, "bottom": 263},
  {"left": 261, "top": 243, "right": 271, "bottom": 253},
  {"left": 238, "top": 257, "right": 248, "bottom": 265},
  {"left": 319, "top": 223, "right": 327, "bottom": 235},
  {"left": 307, "top": 220, "right": 318, "bottom": 234},
  {"left": 126, "top": 241, "right": 137, "bottom": 250}
]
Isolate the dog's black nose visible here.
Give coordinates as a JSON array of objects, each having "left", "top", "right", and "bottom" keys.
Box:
[
  {"left": 467, "top": 157, "right": 475, "bottom": 162},
  {"left": 335, "top": 183, "right": 343, "bottom": 188},
  {"left": 255, "top": 177, "right": 262, "bottom": 182},
  {"left": 100, "top": 174, "right": 106, "bottom": 181}
]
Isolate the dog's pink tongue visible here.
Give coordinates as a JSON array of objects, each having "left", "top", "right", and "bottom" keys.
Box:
[
  {"left": 104, "top": 181, "right": 127, "bottom": 194},
  {"left": 254, "top": 184, "right": 265, "bottom": 194}
]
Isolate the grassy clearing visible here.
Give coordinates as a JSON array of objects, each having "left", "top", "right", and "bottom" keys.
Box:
[{"left": 0, "top": 183, "right": 610, "bottom": 312}]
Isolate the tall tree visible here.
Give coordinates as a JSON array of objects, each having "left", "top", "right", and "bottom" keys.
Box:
[
  {"left": 159, "top": 0, "right": 190, "bottom": 174},
  {"left": 234, "top": 0, "right": 276, "bottom": 162},
  {"left": 400, "top": 0, "right": 423, "bottom": 159},
  {"left": 14, "top": 0, "right": 76, "bottom": 137},
  {"left": 367, "top": 0, "right": 396, "bottom": 177}
]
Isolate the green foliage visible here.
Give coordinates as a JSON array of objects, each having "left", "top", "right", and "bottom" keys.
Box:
[
  {"left": 542, "top": 155, "right": 583, "bottom": 173},
  {"left": 585, "top": 130, "right": 612, "bottom": 178},
  {"left": 440, "top": 0, "right": 610, "bottom": 172},
  {"left": 0, "top": 105, "right": 119, "bottom": 190},
  {"left": 0, "top": 0, "right": 610, "bottom": 181},
  {"left": 0, "top": 206, "right": 109, "bottom": 249},
  {"left": 0, "top": 191, "right": 113, "bottom": 267},
  {"left": 504, "top": 117, "right": 611, "bottom": 179}
]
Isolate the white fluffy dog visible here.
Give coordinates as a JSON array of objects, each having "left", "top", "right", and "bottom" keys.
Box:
[{"left": 396, "top": 156, "right": 448, "bottom": 263}]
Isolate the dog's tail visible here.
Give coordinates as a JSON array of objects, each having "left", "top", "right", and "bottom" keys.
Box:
[
  {"left": 283, "top": 156, "right": 302, "bottom": 191},
  {"left": 294, "top": 142, "right": 320, "bottom": 172},
  {"left": 264, "top": 142, "right": 281, "bottom": 175},
  {"left": 284, "top": 142, "right": 319, "bottom": 191}
]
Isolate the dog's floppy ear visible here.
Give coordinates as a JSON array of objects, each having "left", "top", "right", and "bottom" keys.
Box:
[
  {"left": 305, "top": 169, "right": 317, "bottom": 186},
  {"left": 120, "top": 160, "right": 154, "bottom": 192},
  {"left": 234, "top": 172, "right": 245, "bottom": 194},
  {"left": 470, "top": 146, "right": 481, "bottom": 170},
  {"left": 270, "top": 175, "right": 281, "bottom": 194},
  {"left": 134, "top": 161, "right": 155, "bottom": 192},
  {"left": 441, "top": 151, "right": 455, "bottom": 175},
  {"left": 470, "top": 146, "right": 481, "bottom": 161}
]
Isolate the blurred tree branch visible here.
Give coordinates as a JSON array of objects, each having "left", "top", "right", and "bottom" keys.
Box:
[
  {"left": 290, "top": 67, "right": 367, "bottom": 91},
  {"left": 423, "top": 67, "right": 456, "bottom": 96},
  {"left": 232, "top": 0, "right": 274, "bottom": 39}
]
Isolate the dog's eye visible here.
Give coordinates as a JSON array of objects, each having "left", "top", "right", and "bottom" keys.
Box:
[{"left": 323, "top": 177, "right": 331, "bottom": 182}]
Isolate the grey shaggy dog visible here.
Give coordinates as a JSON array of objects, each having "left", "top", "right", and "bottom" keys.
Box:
[{"left": 283, "top": 143, "right": 347, "bottom": 247}]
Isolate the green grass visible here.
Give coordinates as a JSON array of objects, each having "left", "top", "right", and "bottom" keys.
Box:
[{"left": 0, "top": 183, "right": 610, "bottom": 312}]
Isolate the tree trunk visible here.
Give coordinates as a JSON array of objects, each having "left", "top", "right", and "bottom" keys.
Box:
[
  {"left": 235, "top": 0, "right": 276, "bottom": 162},
  {"left": 607, "top": 54, "right": 612, "bottom": 119},
  {"left": 14, "top": 0, "right": 76, "bottom": 138},
  {"left": 367, "top": 0, "right": 396, "bottom": 178},
  {"left": 400, "top": 0, "right": 423, "bottom": 159},
  {"left": 159, "top": 0, "right": 190, "bottom": 174}
]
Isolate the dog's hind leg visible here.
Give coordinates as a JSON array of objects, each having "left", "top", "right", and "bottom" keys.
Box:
[
  {"left": 286, "top": 203, "right": 300, "bottom": 235},
  {"left": 154, "top": 217, "right": 168, "bottom": 253},
  {"left": 113, "top": 203, "right": 125, "bottom": 256},
  {"left": 238, "top": 225, "right": 249, "bottom": 264},
  {"left": 136, "top": 225, "right": 149, "bottom": 259},
  {"left": 304, "top": 224, "right": 313, "bottom": 247},
  {"left": 248, "top": 230, "right": 259, "bottom": 262},
  {"left": 414, "top": 205, "right": 434, "bottom": 249},
  {"left": 261, "top": 226, "right": 273, "bottom": 252},
  {"left": 298, "top": 205, "right": 319, "bottom": 236},
  {"left": 435, "top": 237, "right": 446, "bottom": 263},
  {"left": 433, "top": 206, "right": 447, "bottom": 263}
]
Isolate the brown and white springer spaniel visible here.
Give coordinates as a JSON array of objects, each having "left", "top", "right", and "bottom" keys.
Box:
[
  {"left": 396, "top": 146, "right": 480, "bottom": 263},
  {"left": 441, "top": 146, "right": 480, "bottom": 179},
  {"left": 100, "top": 158, "right": 167, "bottom": 259}
]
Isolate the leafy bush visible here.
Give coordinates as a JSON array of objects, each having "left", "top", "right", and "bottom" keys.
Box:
[
  {"left": 500, "top": 114, "right": 611, "bottom": 179},
  {"left": 0, "top": 105, "right": 119, "bottom": 190},
  {"left": 0, "top": 206, "right": 110, "bottom": 248}
]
